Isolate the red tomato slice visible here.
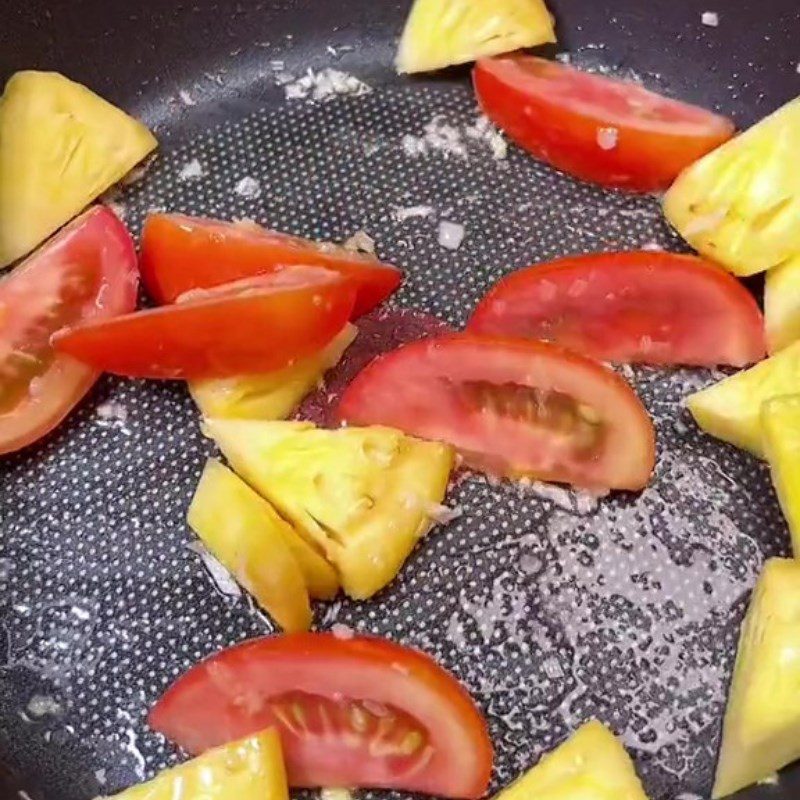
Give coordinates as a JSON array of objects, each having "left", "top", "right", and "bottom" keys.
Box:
[
  {"left": 149, "top": 633, "right": 493, "bottom": 799},
  {"left": 468, "top": 251, "right": 766, "bottom": 367},
  {"left": 140, "top": 213, "right": 403, "bottom": 317},
  {"left": 53, "top": 266, "right": 356, "bottom": 380},
  {"left": 473, "top": 55, "right": 735, "bottom": 191},
  {"left": 0, "top": 206, "right": 138, "bottom": 455},
  {"left": 336, "top": 334, "right": 655, "bottom": 491}
]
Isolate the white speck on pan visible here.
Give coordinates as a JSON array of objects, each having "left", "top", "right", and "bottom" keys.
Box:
[
  {"left": 438, "top": 220, "right": 465, "bottom": 250},
  {"left": 178, "top": 158, "right": 206, "bottom": 181},
  {"left": 234, "top": 176, "right": 262, "bottom": 199},
  {"left": 393, "top": 205, "right": 435, "bottom": 222},
  {"left": 701, "top": 11, "right": 719, "bottom": 26}
]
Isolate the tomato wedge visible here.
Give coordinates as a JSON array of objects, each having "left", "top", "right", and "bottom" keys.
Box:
[
  {"left": 140, "top": 213, "right": 403, "bottom": 317},
  {"left": 473, "top": 55, "right": 735, "bottom": 191},
  {"left": 149, "top": 633, "right": 493, "bottom": 799},
  {"left": 52, "top": 266, "right": 356, "bottom": 380},
  {"left": 0, "top": 206, "right": 138, "bottom": 455},
  {"left": 468, "top": 252, "right": 766, "bottom": 367},
  {"left": 336, "top": 334, "right": 655, "bottom": 491}
]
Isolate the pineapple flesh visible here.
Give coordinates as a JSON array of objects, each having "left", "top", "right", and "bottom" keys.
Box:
[
  {"left": 0, "top": 71, "right": 157, "bottom": 267},
  {"left": 713, "top": 559, "right": 800, "bottom": 798},
  {"left": 188, "top": 460, "right": 313, "bottom": 632},
  {"left": 190, "top": 324, "right": 357, "bottom": 421},
  {"left": 204, "top": 419, "right": 454, "bottom": 599},
  {"left": 100, "top": 728, "right": 287, "bottom": 800},
  {"left": 686, "top": 342, "right": 800, "bottom": 457},
  {"left": 396, "top": 0, "right": 556, "bottom": 74},
  {"left": 765, "top": 256, "right": 800, "bottom": 354},
  {"left": 494, "top": 719, "right": 650, "bottom": 800},
  {"left": 762, "top": 396, "right": 800, "bottom": 556},
  {"left": 664, "top": 97, "right": 800, "bottom": 277}
]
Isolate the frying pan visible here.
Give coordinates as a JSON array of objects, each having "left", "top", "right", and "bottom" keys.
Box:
[{"left": 1, "top": 1, "right": 799, "bottom": 798}]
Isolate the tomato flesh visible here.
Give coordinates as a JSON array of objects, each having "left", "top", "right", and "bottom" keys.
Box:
[
  {"left": 149, "top": 633, "right": 493, "bottom": 799},
  {"left": 0, "top": 206, "right": 138, "bottom": 454},
  {"left": 468, "top": 252, "right": 766, "bottom": 367},
  {"left": 336, "top": 333, "right": 655, "bottom": 491},
  {"left": 473, "top": 55, "right": 735, "bottom": 191},
  {"left": 140, "top": 213, "right": 403, "bottom": 317},
  {"left": 53, "top": 266, "right": 356, "bottom": 380}
]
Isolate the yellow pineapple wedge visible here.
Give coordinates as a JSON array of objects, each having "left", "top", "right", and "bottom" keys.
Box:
[
  {"left": 713, "top": 559, "right": 800, "bottom": 798},
  {"left": 663, "top": 97, "right": 800, "bottom": 277},
  {"left": 765, "top": 256, "right": 800, "bottom": 353},
  {"left": 100, "top": 728, "right": 287, "bottom": 800},
  {"left": 762, "top": 396, "right": 800, "bottom": 556},
  {"left": 188, "top": 460, "right": 313, "bottom": 631},
  {"left": 396, "top": 0, "right": 556, "bottom": 74},
  {"left": 686, "top": 342, "right": 800, "bottom": 457},
  {"left": 204, "top": 419, "right": 455, "bottom": 599},
  {"left": 193, "top": 458, "right": 338, "bottom": 600},
  {"left": 494, "top": 719, "right": 650, "bottom": 800},
  {"left": 190, "top": 324, "right": 357, "bottom": 420},
  {"left": 0, "top": 71, "right": 157, "bottom": 267}
]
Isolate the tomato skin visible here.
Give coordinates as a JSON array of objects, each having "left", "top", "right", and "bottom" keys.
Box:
[
  {"left": 468, "top": 251, "right": 766, "bottom": 367},
  {"left": 140, "top": 214, "right": 403, "bottom": 317},
  {"left": 53, "top": 267, "right": 356, "bottom": 380},
  {"left": 0, "top": 206, "right": 138, "bottom": 455},
  {"left": 473, "top": 56, "right": 735, "bottom": 191},
  {"left": 149, "top": 633, "right": 493, "bottom": 799},
  {"left": 336, "top": 333, "right": 655, "bottom": 491}
]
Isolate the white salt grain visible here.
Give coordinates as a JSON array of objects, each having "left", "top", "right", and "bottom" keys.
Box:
[
  {"left": 178, "top": 89, "right": 196, "bottom": 106},
  {"left": 438, "top": 220, "right": 465, "bottom": 251},
  {"left": 178, "top": 158, "right": 205, "bottom": 181},
  {"left": 393, "top": 205, "right": 435, "bottom": 222},
  {"left": 701, "top": 11, "right": 719, "bottom": 26},
  {"left": 235, "top": 176, "right": 262, "bottom": 200},
  {"left": 596, "top": 126, "right": 619, "bottom": 150}
]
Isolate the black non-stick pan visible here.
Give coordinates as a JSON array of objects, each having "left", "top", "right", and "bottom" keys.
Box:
[{"left": 2, "top": 1, "right": 799, "bottom": 799}]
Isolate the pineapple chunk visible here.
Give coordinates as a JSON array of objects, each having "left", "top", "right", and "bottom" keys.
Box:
[
  {"left": 765, "top": 256, "right": 800, "bottom": 353},
  {"left": 278, "top": 524, "right": 340, "bottom": 601},
  {"left": 762, "top": 396, "right": 800, "bottom": 556},
  {"left": 713, "top": 559, "right": 800, "bottom": 798},
  {"left": 0, "top": 71, "right": 157, "bottom": 267},
  {"left": 100, "top": 728, "right": 287, "bottom": 800},
  {"left": 663, "top": 97, "right": 800, "bottom": 277},
  {"left": 190, "top": 324, "right": 357, "bottom": 421},
  {"left": 495, "top": 720, "right": 649, "bottom": 800},
  {"left": 686, "top": 342, "right": 800, "bottom": 457},
  {"left": 204, "top": 419, "right": 455, "bottom": 599},
  {"left": 188, "top": 459, "right": 313, "bottom": 631},
  {"left": 396, "top": 0, "right": 556, "bottom": 74}
]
